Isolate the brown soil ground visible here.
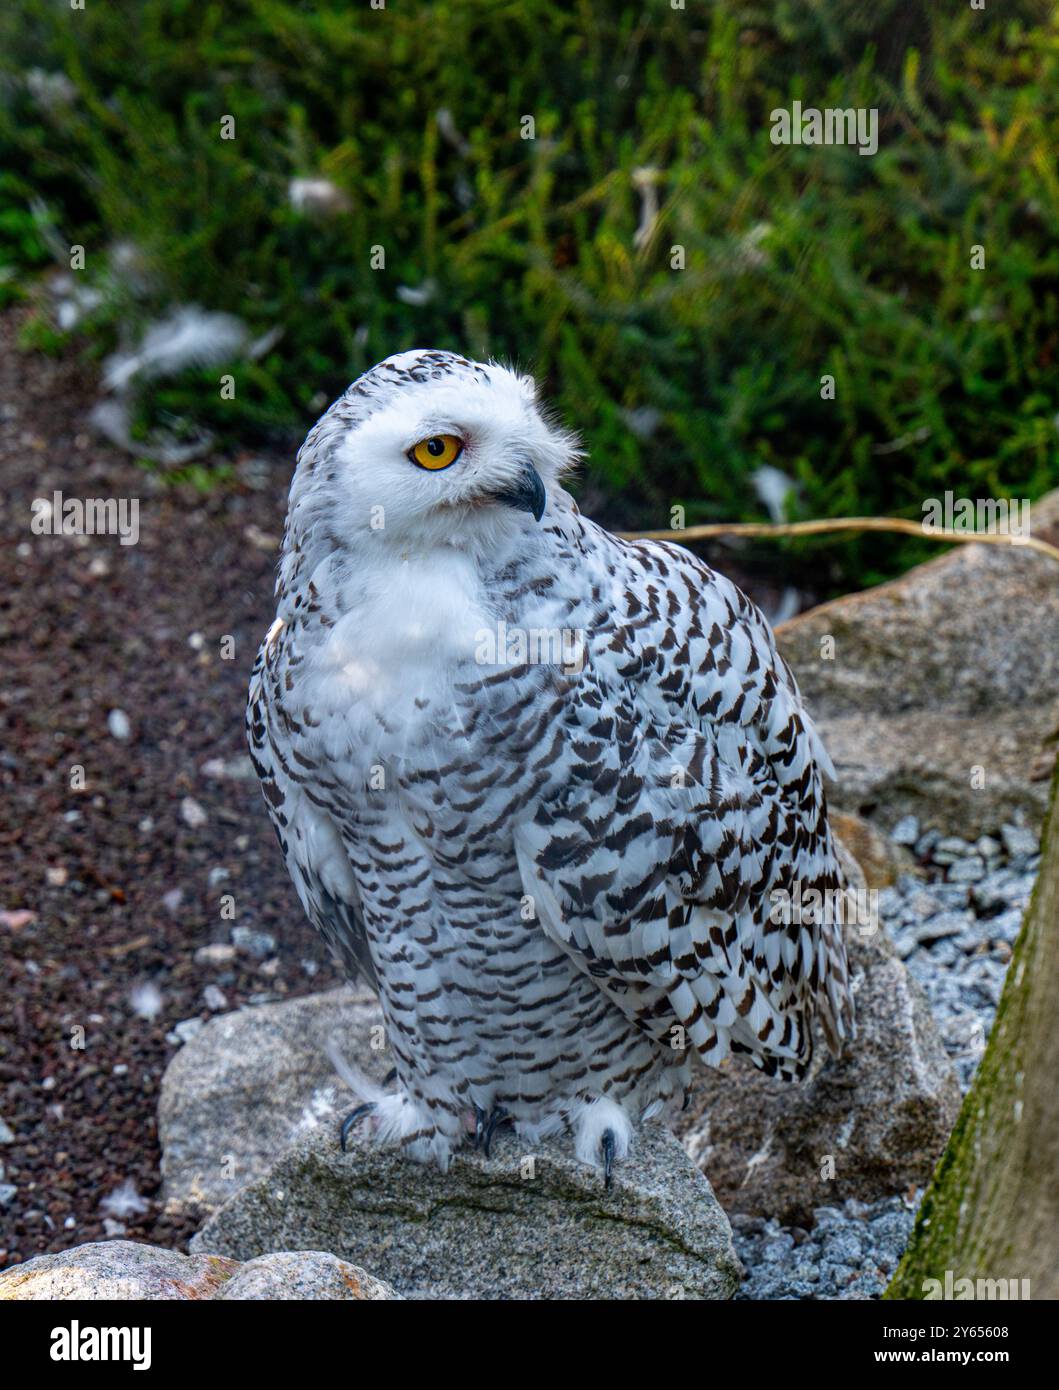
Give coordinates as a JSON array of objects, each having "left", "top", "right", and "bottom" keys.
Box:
[{"left": 0, "top": 309, "right": 346, "bottom": 1269}]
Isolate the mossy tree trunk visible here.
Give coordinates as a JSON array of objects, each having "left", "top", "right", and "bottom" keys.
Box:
[{"left": 887, "top": 762, "right": 1059, "bottom": 1299}]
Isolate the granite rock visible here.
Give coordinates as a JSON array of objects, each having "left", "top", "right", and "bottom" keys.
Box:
[
  {"left": 191, "top": 1123, "right": 741, "bottom": 1300},
  {"left": 0, "top": 1241, "right": 238, "bottom": 1300},
  {"left": 212, "top": 1249, "right": 399, "bottom": 1300},
  {"left": 158, "top": 986, "right": 389, "bottom": 1216},
  {"left": 777, "top": 487, "right": 1059, "bottom": 837}
]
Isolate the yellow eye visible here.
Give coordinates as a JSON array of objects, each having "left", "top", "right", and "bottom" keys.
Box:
[{"left": 409, "top": 434, "right": 463, "bottom": 470}]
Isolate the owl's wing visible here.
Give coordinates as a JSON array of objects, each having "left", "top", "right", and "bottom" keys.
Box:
[
  {"left": 514, "top": 549, "right": 852, "bottom": 1080},
  {"left": 246, "top": 623, "right": 377, "bottom": 990}
]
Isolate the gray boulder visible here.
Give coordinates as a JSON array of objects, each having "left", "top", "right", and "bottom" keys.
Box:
[
  {"left": 158, "top": 986, "right": 389, "bottom": 1216},
  {"left": 777, "top": 487, "right": 1059, "bottom": 838},
  {"left": 191, "top": 1123, "right": 741, "bottom": 1300}
]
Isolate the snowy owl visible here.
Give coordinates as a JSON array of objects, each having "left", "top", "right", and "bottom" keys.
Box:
[{"left": 247, "top": 349, "right": 854, "bottom": 1184}]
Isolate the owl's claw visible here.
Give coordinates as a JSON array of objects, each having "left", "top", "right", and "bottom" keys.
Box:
[
  {"left": 340, "top": 1102, "right": 377, "bottom": 1151},
  {"left": 481, "top": 1105, "right": 510, "bottom": 1158},
  {"left": 473, "top": 1105, "right": 488, "bottom": 1149},
  {"left": 601, "top": 1128, "right": 616, "bottom": 1190}
]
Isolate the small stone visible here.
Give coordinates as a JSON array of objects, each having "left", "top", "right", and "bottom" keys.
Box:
[
  {"left": 890, "top": 815, "right": 919, "bottom": 847},
  {"left": 925, "top": 938, "right": 960, "bottom": 968},
  {"left": 0, "top": 910, "right": 35, "bottom": 932},
  {"left": 989, "top": 908, "right": 1024, "bottom": 944},
  {"left": 0, "top": 1118, "right": 15, "bottom": 1144},
  {"left": 201, "top": 755, "right": 255, "bottom": 782},
  {"left": 207, "top": 867, "right": 230, "bottom": 887},
  {"left": 0, "top": 1184, "right": 17, "bottom": 1207},
  {"left": 955, "top": 922, "right": 989, "bottom": 953},
  {"left": 934, "top": 883, "right": 972, "bottom": 910},
  {"left": 975, "top": 835, "right": 1002, "bottom": 860},
  {"left": 946, "top": 855, "right": 985, "bottom": 884},
  {"left": 161, "top": 888, "right": 184, "bottom": 914},
  {"left": 931, "top": 836, "right": 973, "bottom": 865},
  {"left": 202, "top": 985, "right": 228, "bottom": 1012},
  {"left": 914, "top": 828, "right": 942, "bottom": 859},
  {"left": 180, "top": 797, "right": 208, "bottom": 829},
  {"left": 973, "top": 871, "right": 1013, "bottom": 914},
  {"left": 107, "top": 709, "right": 131, "bottom": 741},
  {"left": 231, "top": 925, "right": 276, "bottom": 960},
  {"left": 171, "top": 1019, "right": 204, "bottom": 1046},
  {"left": 195, "top": 943, "right": 237, "bottom": 966},
  {"left": 45, "top": 866, "right": 68, "bottom": 887},
  {"left": 904, "top": 887, "right": 944, "bottom": 919},
  {"left": 877, "top": 886, "right": 902, "bottom": 920},
  {"left": 914, "top": 911, "right": 972, "bottom": 945},
  {"left": 1000, "top": 824, "right": 1037, "bottom": 859}
]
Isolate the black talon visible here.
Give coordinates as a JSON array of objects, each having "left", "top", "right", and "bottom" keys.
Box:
[
  {"left": 473, "top": 1105, "right": 488, "bottom": 1150},
  {"left": 340, "top": 1102, "right": 376, "bottom": 1152},
  {"left": 481, "top": 1105, "right": 510, "bottom": 1158},
  {"left": 383, "top": 1067, "right": 398, "bottom": 1086},
  {"left": 601, "top": 1128, "right": 616, "bottom": 1190}
]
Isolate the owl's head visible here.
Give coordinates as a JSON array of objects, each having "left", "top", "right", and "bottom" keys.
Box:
[{"left": 286, "top": 351, "right": 580, "bottom": 562}]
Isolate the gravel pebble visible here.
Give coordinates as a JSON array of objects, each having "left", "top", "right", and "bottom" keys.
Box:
[
  {"left": 946, "top": 855, "right": 985, "bottom": 883},
  {"left": 931, "top": 836, "right": 973, "bottom": 865},
  {"left": 195, "top": 943, "right": 237, "bottom": 966},
  {"left": 1000, "top": 823, "right": 1038, "bottom": 859},
  {"left": 231, "top": 925, "right": 277, "bottom": 959},
  {"left": 890, "top": 815, "right": 919, "bottom": 846},
  {"left": 169, "top": 1019, "right": 204, "bottom": 1046},
  {"left": 734, "top": 1196, "right": 915, "bottom": 1301},
  {"left": 106, "top": 709, "right": 131, "bottom": 741}
]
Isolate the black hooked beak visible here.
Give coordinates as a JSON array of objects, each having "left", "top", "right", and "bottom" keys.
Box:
[{"left": 491, "top": 458, "right": 547, "bottom": 522}]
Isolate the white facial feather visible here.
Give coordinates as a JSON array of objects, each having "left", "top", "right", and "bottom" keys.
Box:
[{"left": 284, "top": 355, "right": 580, "bottom": 586}]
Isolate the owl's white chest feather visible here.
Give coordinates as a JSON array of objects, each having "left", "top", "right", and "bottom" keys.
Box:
[{"left": 304, "top": 546, "right": 493, "bottom": 747}]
